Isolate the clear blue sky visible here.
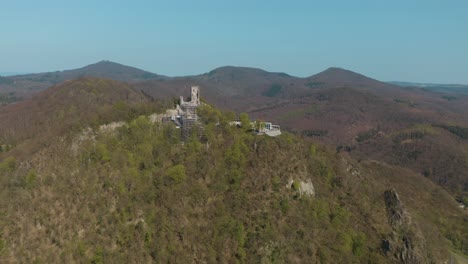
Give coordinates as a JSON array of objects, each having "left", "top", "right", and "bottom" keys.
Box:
[{"left": 1, "top": 0, "right": 468, "bottom": 83}]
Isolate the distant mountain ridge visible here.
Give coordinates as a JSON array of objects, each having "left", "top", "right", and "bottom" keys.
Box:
[
  {"left": 0, "top": 72, "right": 28, "bottom": 76},
  {"left": 0, "top": 61, "right": 165, "bottom": 99},
  {"left": 389, "top": 81, "right": 468, "bottom": 87},
  {"left": 389, "top": 81, "right": 468, "bottom": 95},
  {"left": 16, "top": 60, "right": 165, "bottom": 82}
]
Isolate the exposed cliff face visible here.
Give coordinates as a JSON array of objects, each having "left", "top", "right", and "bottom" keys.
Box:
[
  {"left": 384, "top": 189, "right": 409, "bottom": 228},
  {"left": 286, "top": 178, "right": 315, "bottom": 198},
  {"left": 383, "top": 189, "right": 428, "bottom": 264}
]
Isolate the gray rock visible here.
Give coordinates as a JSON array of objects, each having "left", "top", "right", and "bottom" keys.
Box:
[{"left": 384, "top": 188, "right": 408, "bottom": 228}]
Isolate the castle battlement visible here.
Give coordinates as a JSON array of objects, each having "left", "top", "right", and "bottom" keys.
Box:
[{"left": 162, "top": 86, "right": 202, "bottom": 140}]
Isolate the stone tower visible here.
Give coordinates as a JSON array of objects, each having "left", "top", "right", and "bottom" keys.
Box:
[{"left": 191, "top": 86, "right": 200, "bottom": 105}]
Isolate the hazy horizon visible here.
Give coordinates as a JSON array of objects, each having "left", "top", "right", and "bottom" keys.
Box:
[
  {"left": 1, "top": 0, "right": 468, "bottom": 84},
  {"left": 0, "top": 72, "right": 30, "bottom": 76}
]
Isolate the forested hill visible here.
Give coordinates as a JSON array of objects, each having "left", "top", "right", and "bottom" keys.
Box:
[
  {"left": 0, "top": 78, "right": 170, "bottom": 158},
  {"left": 0, "top": 102, "right": 466, "bottom": 263}
]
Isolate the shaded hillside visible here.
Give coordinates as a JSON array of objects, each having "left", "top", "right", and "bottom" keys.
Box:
[
  {"left": 0, "top": 104, "right": 465, "bottom": 263},
  {"left": 199, "top": 66, "right": 301, "bottom": 97},
  {"left": 0, "top": 76, "right": 14, "bottom": 85},
  {"left": 136, "top": 65, "right": 310, "bottom": 113},
  {"left": 0, "top": 78, "right": 167, "bottom": 158},
  {"left": 0, "top": 61, "right": 164, "bottom": 99},
  {"left": 352, "top": 124, "right": 468, "bottom": 197}
]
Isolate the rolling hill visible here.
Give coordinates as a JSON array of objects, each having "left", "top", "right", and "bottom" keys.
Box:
[
  {"left": 0, "top": 78, "right": 168, "bottom": 159},
  {"left": 135, "top": 66, "right": 468, "bottom": 200},
  {"left": 134, "top": 64, "right": 468, "bottom": 139},
  {"left": 0, "top": 82, "right": 466, "bottom": 262},
  {"left": 2, "top": 61, "right": 467, "bottom": 202}
]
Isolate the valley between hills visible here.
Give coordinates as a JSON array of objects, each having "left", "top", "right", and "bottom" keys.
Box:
[{"left": 0, "top": 61, "right": 467, "bottom": 263}]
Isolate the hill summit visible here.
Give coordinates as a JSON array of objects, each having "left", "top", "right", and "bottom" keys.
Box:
[
  {"left": 0, "top": 78, "right": 166, "bottom": 157},
  {"left": 0, "top": 61, "right": 164, "bottom": 100},
  {"left": 0, "top": 92, "right": 466, "bottom": 262},
  {"left": 61, "top": 60, "right": 162, "bottom": 81},
  {"left": 308, "top": 67, "right": 394, "bottom": 89}
]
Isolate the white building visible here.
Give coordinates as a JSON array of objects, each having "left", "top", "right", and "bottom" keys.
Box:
[
  {"left": 258, "top": 122, "right": 282, "bottom": 137},
  {"left": 229, "top": 120, "right": 282, "bottom": 137}
]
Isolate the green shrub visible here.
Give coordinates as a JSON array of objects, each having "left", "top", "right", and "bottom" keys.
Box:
[
  {"left": 340, "top": 231, "right": 353, "bottom": 254},
  {"left": 239, "top": 113, "right": 251, "bottom": 131},
  {"left": 462, "top": 196, "right": 468, "bottom": 207},
  {"left": 330, "top": 205, "right": 349, "bottom": 227},
  {"left": 310, "top": 145, "right": 317, "bottom": 157},
  {"left": 352, "top": 232, "right": 366, "bottom": 257},
  {"left": 0, "top": 157, "right": 16, "bottom": 173},
  {"left": 166, "top": 164, "right": 186, "bottom": 185},
  {"left": 0, "top": 237, "right": 5, "bottom": 255},
  {"left": 279, "top": 198, "right": 290, "bottom": 214},
  {"left": 291, "top": 180, "right": 300, "bottom": 191},
  {"left": 22, "top": 170, "right": 38, "bottom": 189},
  {"left": 95, "top": 143, "right": 111, "bottom": 164},
  {"left": 271, "top": 175, "right": 281, "bottom": 191},
  {"left": 317, "top": 247, "right": 330, "bottom": 263}
]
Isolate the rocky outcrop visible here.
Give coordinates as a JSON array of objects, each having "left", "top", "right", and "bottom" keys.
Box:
[
  {"left": 397, "top": 236, "right": 421, "bottom": 264},
  {"left": 381, "top": 239, "right": 392, "bottom": 255},
  {"left": 384, "top": 188, "right": 409, "bottom": 228},
  {"left": 99, "top": 121, "right": 126, "bottom": 133},
  {"left": 382, "top": 188, "right": 426, "bottom": 264},
  {"left": 286, "top": 178, "right": 315, "bottom": 197},
  {"left": 71, "top": 127, "right": 96, "bottom": 156},
  {"left": 298, "top": 179, "right": 315, "bottom": 197}
]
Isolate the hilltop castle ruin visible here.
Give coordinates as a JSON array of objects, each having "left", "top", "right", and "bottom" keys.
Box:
[
  {"left": 161, "top": 86, "right": 201, "bottom": 139},
  {"left": 160, "top": 85, "right": 281, "bottom": 138}
]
